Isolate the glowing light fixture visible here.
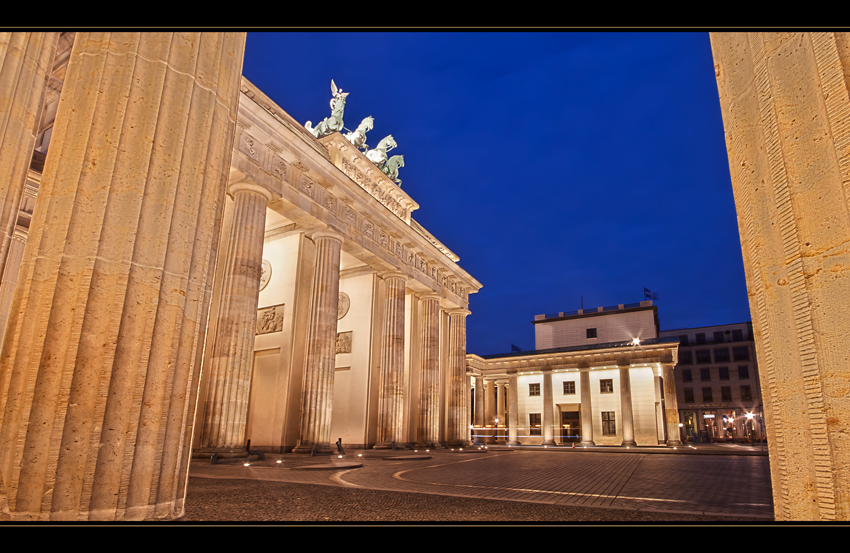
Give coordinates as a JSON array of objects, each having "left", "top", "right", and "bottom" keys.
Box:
[{"left": 632, "top": 338, "right": 641, "bottom": 346}]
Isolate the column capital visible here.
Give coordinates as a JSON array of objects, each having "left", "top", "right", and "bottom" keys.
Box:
[
  {"left": 419, "top": 292, "right": 443, "bottom": 302},
  {"left": 380, "top": 271, "right": 408, "bottom": 282},
  {"left": 228, "top": 180, "right": 273, "bottom": 201},
  {"left": 449, "top": 308, "right": 471, "bottom": 317},
  {"left": 310, "top": 228, "right": 344, "bottom": 243}
]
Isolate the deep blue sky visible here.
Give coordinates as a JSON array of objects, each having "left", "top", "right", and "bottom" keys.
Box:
[{"left": 242, "top": 32, "right": 750, "bottom": 355}]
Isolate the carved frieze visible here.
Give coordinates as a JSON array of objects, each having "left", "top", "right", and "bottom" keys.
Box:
[
  {"left": 239, "top": 134, "right": 261, "bottom": 164},
  {"left": 256, "top": 304, "right": 285, "bottom": 335},
  {"left": 340, "top": 158, "right": 407, "bottom": 221},
  {"left": 336, "top": 331, "right": 353, "bottom": 354},
  {"left": 379, "top": 230, "right": 388, "bottom": 249},
  {"left": 344, "top": 206, "right": 356, "bottom": 226},
  {"left": 300, "top": 176, "right": 314, "bottom": 199},
  {"left": 325, "top": 192, "right": 337, "bottom": 214},
  {"left": 272, "top": 155, "right": 287, "bottom": 180},
  {"left": 362, "top": 219, "right": 374, "bottom": 239}
]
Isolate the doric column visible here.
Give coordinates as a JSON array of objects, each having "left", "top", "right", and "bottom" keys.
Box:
[
  {"left": 293, "top": 229, "right": 343, "bottom": 454},
  {"left": 196, "top": 182, "right": 271, "bottom": 458},
  {"left": 495, "top": 380, "right": 507, "bottom": 443},
  {"left": 0, "top": 33, "right": 246, "bottom": 521},
  {"left": 446, "top": 308, "right": 470, "bottom": 446},
  {"left": 507, "top": 372, "right": 520, "bottom": 446},
  {"left": 542, "top": 369, "right": 555, "bottom": 445},
  {"left": 662, "top": 363, "right": 681, "bottom": 447},
  {"left": 416, "top": 293, "right": 441, "bottom": 448},
  {"left": 484, "top": 379, "right": 495, "bottom": 444},
  {"left": 580, "top": 369, "right": 594, "bottom": 446},
  {"left": 473, "top": 375, "right": 485, "bottom": 445},
  {"left": 653, "top": 366, "right": 666, "bottom": 445},
  {"left": 619, "top": 363, "right": 637, "bottom": 447},
  {"left": 374, "top": 272, "right": 407, "bottom": 449}
]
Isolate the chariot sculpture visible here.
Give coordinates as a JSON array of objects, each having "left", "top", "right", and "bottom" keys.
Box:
[{"left": 305, "top": 80, "right": 349, "bottom": 139}]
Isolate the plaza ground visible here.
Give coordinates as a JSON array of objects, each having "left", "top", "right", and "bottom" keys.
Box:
[{"left": 182, "top": 444, "right": 773, "bottom": 523}]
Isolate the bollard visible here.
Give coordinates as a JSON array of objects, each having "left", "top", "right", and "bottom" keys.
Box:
[
  {"left": 336, "top": 438, "right": 345, "bottom": 455},
  {"left": 211, "top": 453, "right": 219, "bottom": 465},
  {"left": 391, "top": 441, "right": 396, "bottom": 451},
  {"left": 245, "top": 439, "right": 251, "bottom": 452}
]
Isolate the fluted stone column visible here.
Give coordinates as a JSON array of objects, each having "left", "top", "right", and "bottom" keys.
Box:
[
  {"left": 484, "top": 379, "right": 495, "bottom": 444},
  {"left": 619, "top": 363, "right": 637, "bottom": 447},
  {"left": 507, "top": 372, "right": 520, "bottom": 446},
  {"left": 496, "top": 380, "right": 507, "bottom": 443},
  {"left": 0, "top": 32, "right": 246, "bottom": 521},
  {"left": 196, "top": 182, "right": 270, "bottom": 458},
  {"left": 416, "top": 294, "right": 441, "bottom": 448},
  {"left": 374, "top": 272, "right": 407, "bottom": 449},
  {"left": 0, "top": 33, "right": 59, "bottom": 350},
  {"left": 662, "top": 363, "right": 681, "bottom": 447},
  {"left": 473, "top": 375, "right": 485, "bottom": 445},
  {"left": 446, "top": 308, "right": 470, "bottom": 446},
  {"left": 653, "top": 367, "right": 666, "bottom": 445},
  {"left": 580, "top": 369, "right": 594, "bottom": 446},
  {"left": 542, "top": 369, "right": 555, "bottom": 445},
  {"left": 293, "top": 230, "right": 343, "bottom": 454}
]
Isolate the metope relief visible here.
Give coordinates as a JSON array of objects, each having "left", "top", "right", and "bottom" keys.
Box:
[
  {"left": 336, "top": 331, "right": 353, "bottom": 354},
  {"left": 256, "top": 304, "right": 285, "bottom": 335},
  {"left": 239, "top": 134, "right": 261, "bottom": 164}
]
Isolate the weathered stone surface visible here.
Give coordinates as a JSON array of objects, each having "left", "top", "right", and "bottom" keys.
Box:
[
  {"left": 374, "top": 272, "right": 406, "bottom": 449},
  {"left": 447, "top": 309, "right": 470, "bottom": 446}
]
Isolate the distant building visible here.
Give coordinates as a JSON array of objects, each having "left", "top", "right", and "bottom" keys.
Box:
[
  {"left": 467, "top": 301, "right": 682, "bottom": 447},
  {"left": 659, "top": 323, "right": 764, "bottom": 443}
]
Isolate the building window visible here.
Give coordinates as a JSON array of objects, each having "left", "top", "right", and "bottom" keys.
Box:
[
  {"left": 738, "top": 365, "right": 749, "bottom": 379},
  {"left": 601, "top": 411, "right": 616, "bottom": 435},
  {"left": 696, "top": 349, "right": 712, "bottom": 364},
  {"left": 684, "top": 388, "right": 695, "bottom": 403},
  {"left": 529, "top": 413, "right": 541, "bottom": 435},
  {"left": 741, "top": 385, "right": 752, "bottom": 401},
  {"left": 600, "top": 379, "right": 614, "bottom": 393},
  {"left": 714, "top": 331, "right": 725, "bottom": 344},
  {"left": 529, "top": 383, "right": 540, "bottom": 396},
  {"left": 586, "top": 328, "right": 597, "bottom": 339},
  {"left": 682, "top": 369, "right": 692, "bottom": 382},
  {"left": 714, "top": 348, "right": 730, "bottom": 363},
  {"left": 732, "top": 329, "right": 744, "bottom": 342},
  {"left": 702, "top": 387, "right": 713, "bottom": 402},
  {"left": 733, "top": 347, "right": 750, "bottom": 361},
  {"left": 719, "top": 367, "right": 729, "bottom": 380},
  {"left": 696, "top": 333, "right": 706, "bottom": 345},
  {"left": 721, "top": 386, "right": 732, "bottom": 401},
  {"left": 678, "top": 335, "right": 689, "bottom": 346},
  {"left": 679, "top": 351, "right": 693, "bottom": 365},
  {"left": 700, "top": 368, "right": 711, "bottom": 381},
  {"left": 563, "top": 381, "right": 575, "bottom": 394}
]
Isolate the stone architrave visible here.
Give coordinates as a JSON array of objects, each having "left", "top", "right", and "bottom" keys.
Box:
[
  {"left": 374, "top": 272, "right": 407, "bottom": 449},
  {"left": 446, "top": 309, "right": 470, "bottom": 446},
  {"left": 473, "top": 375, "right": 485, "bottom": 445},
  {"left": 0, "top": 32, "right": 247, "bottom": 521},
  {"left": 507, "top": 373, "right": 520, "bottom": 446},
  {"left": 662, "top": 364, "right": 681, "bottom": 447},
  {"left": 0, "top": 33, "right": 59, "bottom": 349},
  {"left": 619, "top": 363, "right": 637, "bottom": 447},
  {"left": 416, "top": 293, "right": 441, "bottom": 448},
  {"left": 711, "top": 31, "right": 850, "bottom": 521},
  {"left": 293, "top": 229, "right": 343, "bottom": 454},
  {"left": 542, "top": 370, "right": 555, "bottom": 446},
  {"left": 197, "top": 182, "right": 271, "bottom": 459},
  {"left": 580, "top": 369, "right": 594, "bottom": 446}
]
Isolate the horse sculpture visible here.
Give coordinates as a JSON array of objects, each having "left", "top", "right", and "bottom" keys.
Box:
[
  {"left": 305, "top": 80, "right": 349, "bottom": 139},
  {"left": 381, "top": 155, "right": 404, "bottom": 187},
  {"left": 344, "top": 116, "right": 373, "bottom": 151},
  {"left": 365, "top": 135, "right": 397, "bottom": 168}
]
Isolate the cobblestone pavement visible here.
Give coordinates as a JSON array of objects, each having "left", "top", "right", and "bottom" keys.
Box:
[{"left": 183, "top": 447, "right": 773, "bottom": 522}]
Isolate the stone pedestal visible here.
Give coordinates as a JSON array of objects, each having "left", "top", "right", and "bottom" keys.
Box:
[
  {"left": 0, "top": 32, "right": 246, "bottom": 521},
  {"left": 662, "top": 364, "right": 681, "bottom": 447},
  {"left": 446, "top": 309, "right": 470, "bottom": 446},
  {"left": 542, "top": 370, "right": 555, "bottom": 445},
  {"left": 619, "top": 364, "right": 637, "bottom": 447},
  {"left": 507, "top": 373, "right": 520, "bottom": 446},
  {"left": 195, "top": 182, "right": 271, "bottom": 459},
  {"left": 416, "top": 294, "right": 441, "bottom": 448},
  {"left": 580, "top": 369, "right": 594, "bottom": 446},
  {"left": 711, "top": 31, "right": 850, "bottom": 520},
  {"left": 374, "top": 272, "right": 407, "bottom": 449},
  {"left": 293, "top": 230, "right": 343, "bottom": 454}
]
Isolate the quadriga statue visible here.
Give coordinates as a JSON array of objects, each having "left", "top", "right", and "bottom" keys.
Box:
[{"left": 305, "top": 80, "right": 349, "bottom": 139}]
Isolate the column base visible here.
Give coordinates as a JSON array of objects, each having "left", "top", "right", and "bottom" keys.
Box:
[
  {"left": 507, "top": 440, "right": 521, "bottom": 446},
  {"left": 621, "top": 440, "right": 637, "bottom": 447},
  {"left": 542, "top": 440, "right": 556, "bottom": 446},
  {"left": 292, "top": 443, "right": 335, "bottom": 455},
  {"left": 666, "top": 439, "right": 683, "bottom": 447},
  {"left": 448, "top": 440, "right": 471, "bottom": 447},
  {"left": 580, "top": 440, "right": 595, "bottom": 447},
  {"left": 372, "top": 442, "right": 400, "bottom": 450},
  {"left": 415, "top": 442, "right": 438, "bottom": 449},
  {"left": 192, "top": 448, "right": 249, "bottom": 459}
]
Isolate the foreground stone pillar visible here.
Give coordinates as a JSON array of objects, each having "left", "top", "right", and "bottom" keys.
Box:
[
  {"left": 374, "top": 272, "right": 407, "bottom": 449},
  {"left": 196, "top": 182, "right": 270, "bottom": 459},
  {"left": 495, "top": 380, "right": 507, "bottom": 443},
  {"left": 542, "top": 369, "right": 555, "bottom": 445},
  {"left": 484, "top": 379, "right": 495, "bottom": 444},
  {"left": 507, "top": 372, "right": 520, "bottom": 446},
  {"left": 446, "top": 308, "right": 470, "bottom": 446},
  {"left": 662, "top": 363, "right": 681, "bottom": 447},
  {"left": 711, "top": 31, "right": 850, "bottom": 520},
  {"left": 619, "top": 363, "right": 637, "bottom": 447},
  {"left": 416, "top": 294, "right": 441, "bottom": 447},
  {"left": 0, "top": 32, "right": 246, "bottom": 521},
  {"left": 653, "top": 367, "right": 666, "bottom": 445},
  {"left": 294, "top": 230, "right": 343, "bottom": 454},
  {"left": 473, "top": 375, "right": 485, "bottom": 445},
  {"left": 580, "top": 369, "right": 594, "bottom": 446}
]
